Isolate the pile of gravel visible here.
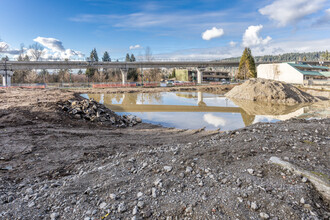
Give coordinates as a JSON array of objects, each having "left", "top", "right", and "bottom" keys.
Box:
[
  {"left": 225, "top": 78, "right": 320, "bottom": 104},
  {"left": 59, "top": 98, "right": 142, "bottom": 127}
]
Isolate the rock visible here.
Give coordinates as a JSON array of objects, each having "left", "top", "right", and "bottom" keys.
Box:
[
  {"left": 50, "top": 212, "right": 59, "bottom": 220},
  {"left": 137, "top": 192, "right": 143, "bottom": 198},
  {"left": 247, "top": 169, "right": 255, "bottom": 175},
  {"left": 152, "top": 188, "right": 157, "bottom": 198},
  {"left": 260, "top": 212, "right": 270, "bottom": 219},
  {"left": 154, "top": 178, "right": 162, "bottom": 187},
  {"left": 185, "top": 166, "right": 193, "bottom": 173},
  {"left": 135, "top": 117, "right": 142, "bottom": 123},
  {"left": 109, "top": 193, "right": 117, "bottom": 200},
  {"left": 300, "top": 197, "right": 305, "bottom": 204},
  {"left": 118, "top": 202, "right": 127, "bottom": 213},
  {"left": 132, "top": 206, "right": 138, "bottom": 215},
  {"left": 137, "top": 201, "right": 145, "bottom": 209},
  {"left": 99, "top": 202, "right": 107, "bottom": 209},
  {"left": 251, "top": 201, "right": 258, "bottom": 211},
  {"left": 27, "top": 201, "right": 35, "bottom": 207},
  {"left": 164, "top": 166, "right": 173, "bottom": 172},
  {"left": 302, "top": 177, "right": 308, "bottom": 183}
]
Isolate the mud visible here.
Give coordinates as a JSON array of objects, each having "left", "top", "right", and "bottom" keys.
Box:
[{"left": 0, "top": 86, "right": 329, "bottom": 220}]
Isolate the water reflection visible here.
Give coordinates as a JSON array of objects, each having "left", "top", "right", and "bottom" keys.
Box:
[{"left": 82, "top": 92, "right": 329, "bottom": 130}]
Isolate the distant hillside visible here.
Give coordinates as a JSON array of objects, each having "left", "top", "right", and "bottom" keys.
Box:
[{"left": 222, "top": 51, "right": 325, "bottom": 62}]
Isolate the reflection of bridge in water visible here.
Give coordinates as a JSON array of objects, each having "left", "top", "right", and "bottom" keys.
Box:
[{"left": 88, "top": 93, "right": 256, "bottom": 126}]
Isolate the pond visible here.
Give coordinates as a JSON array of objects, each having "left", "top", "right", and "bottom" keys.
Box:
[{"left": 81, "top": 92, "right": 329, "bottom": 130}]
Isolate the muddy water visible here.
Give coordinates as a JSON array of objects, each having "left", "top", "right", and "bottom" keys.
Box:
[{"left": 82, "top": 92, "right": 329, "bottom": 130}]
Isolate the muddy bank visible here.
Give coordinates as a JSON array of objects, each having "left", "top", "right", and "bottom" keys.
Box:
[
  {"left": 71, "top": 84, "right": 236, "bottom": 95},
  {"left": 0, "top": 88, "right": 329, "bottom": 219}
]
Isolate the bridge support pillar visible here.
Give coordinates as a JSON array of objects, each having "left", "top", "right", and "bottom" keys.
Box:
[
  {"left": 0, "top": 70, "right": 13, "bottom": 87},
  {"left": 196, "top": 68, "right": 203, "bottom": 84},
  {"left": 120, "top": 69, "right": 128, "bottom": 85}
]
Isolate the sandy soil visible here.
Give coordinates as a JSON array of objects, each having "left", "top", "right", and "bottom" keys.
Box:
[{"left": 0, "top": 86, "right": 329, "bottom": 220}]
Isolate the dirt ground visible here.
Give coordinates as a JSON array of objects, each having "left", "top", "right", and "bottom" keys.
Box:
[{"left": 0, "top": 86, "right": 329, "bottom": 220}]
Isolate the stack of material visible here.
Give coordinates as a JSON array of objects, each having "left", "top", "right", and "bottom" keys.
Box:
[
  {"left": 225, "top": 78, "right": 320, "bottom": 104},
  {"left": 59, "top": 98, "right": 142, "bottom": 127}
]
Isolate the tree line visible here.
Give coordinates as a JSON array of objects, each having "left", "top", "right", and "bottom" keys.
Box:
[
  {"left": 223, "top": 51, "right": 330, "bottom": 62},
  {"left": 8, "top": 47, "right": 164, "bottom": 84}
]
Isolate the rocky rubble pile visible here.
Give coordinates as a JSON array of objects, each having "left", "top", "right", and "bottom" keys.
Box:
[
  {"left": 226, "top": 78, "right": 320, "bottom": 104},
  {"left": 59, "top": 98, "right": 142, "bottom": 127}
]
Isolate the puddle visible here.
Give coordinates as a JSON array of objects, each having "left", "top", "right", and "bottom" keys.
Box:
[{"left": 81, "top": 92, "right": 329, "bottom": 130}]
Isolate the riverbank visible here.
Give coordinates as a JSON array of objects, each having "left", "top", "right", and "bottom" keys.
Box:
[{"left": 0, "top": 87, "right": 329, "bottom": 219}]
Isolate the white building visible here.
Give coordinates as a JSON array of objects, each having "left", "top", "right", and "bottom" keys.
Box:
[{"left": 257, "top": 62, "right": 330, "bottom": 84}]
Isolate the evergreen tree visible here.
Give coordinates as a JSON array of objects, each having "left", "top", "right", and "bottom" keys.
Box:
[
  {"left": 90, "top": 48, "right": 99, "bottom": 62},
  {"left": 102, "top": 51, "right": 111, "bottom": 62},
  {"left": 86, "top": 48, "right": 98, "bottom": 81},
  {"left": 321, "top": 50, "right": 329, "bottom": 61},
  {"left": 130, "top": 54, "right": 136, "bottom": 62},
  {"left": 237, "top": 48, "right": 256, "bottom": 79},
  {"left": 125, "top": 53, "right": 130, "bottom": 62}
]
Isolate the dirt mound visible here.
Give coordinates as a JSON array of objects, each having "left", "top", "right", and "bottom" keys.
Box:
[{"left": 226, "top": 78, "right": 320, "bottom": 104}]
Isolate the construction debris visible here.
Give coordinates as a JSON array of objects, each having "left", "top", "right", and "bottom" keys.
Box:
[{"left": 59, "top": 98, "right": 142, "bottom": 127}]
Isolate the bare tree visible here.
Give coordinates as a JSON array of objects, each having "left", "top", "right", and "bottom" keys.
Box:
[
  {"left": 0, "top": 38, "right": 9, "bottom": 58},
  {"left": 29, "top": 43, "right": 44, "bottom": 61},
  {"left": 145, "top": 46, "right": 153, "bottom": 61}
]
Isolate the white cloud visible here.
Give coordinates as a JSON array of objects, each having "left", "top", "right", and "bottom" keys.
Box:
[
  {"left": 242, "top": 25, "right": 271, "bottom": 47},
  {"left": 314, "top": 8, "right": 330, "bottom": 26},
  {"left": 32, "top": 37, "right": 84, "bottom": 60},
  {"left": 202, "top": 27, "right": 224, "bottom": 40},
  {"left": 203, "top": 114, "right": 226, "bottom": 127},
  {"left": 0, "top": 41, "right": 21, "bottom": 55},
  {"left": 259, "top": 0, "right": 326, "bottom": 26},
  {"left": 34, "top": 37, "right": 65, "bottom": 52},
  {"left": 229, "top": 41, "right": 237, "bottom": 47},
  {"left": 129, "top": 44, "right": 142, "bottom": 50}
]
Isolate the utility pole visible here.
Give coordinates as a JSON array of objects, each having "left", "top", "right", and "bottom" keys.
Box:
[{"left": 1, "top": 59, "right": 12, "bottom": 87}]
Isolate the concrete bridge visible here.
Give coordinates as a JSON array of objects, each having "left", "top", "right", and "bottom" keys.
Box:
[{"left": 1, "top": 60, "right": 329, "bottom": 86}]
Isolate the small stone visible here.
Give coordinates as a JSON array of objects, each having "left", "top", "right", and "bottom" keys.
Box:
[
  {"left": 260, "top": 212, "right": 270, "bottom": 219},
  {"left": 109, "top": 193, "right": 117, "bottom": 200},
  {"left": 132, "top": 206, "right": 138, "bottom": 215},
  {"left": 152, "top": 188, "right": 157, "bottom": 198},
  {"left": 304, "top": 204, "right": 312, "bottom": 209},
  {"left": 251, "top": 201, "right": 258, "bottom": 211},
  {"left": 50, "top": 212, "right": 59, "bottom": 220},
  {"left": 135, "top": 117, "right": 142, "bottom": 123},
  {"left": 118, "top": 202, "right": 127, "bottom": 213},
  {"left": 99, "top": 202, "right": 107, "bottom": 209},
  {"left": 164, "top": 166, "right": 173, "bottom": 172},
  {"left": 137, "top": 192, "right": 143, "bottom": 198},
  {"left": 300, "top": 197, "right": 305, "bottom": 204},
  {"left": 247, "top": 169, "right": 255, "bottom": 175},
  {"left": 237, "top": 197, "right": 243, "bottom": 203},
  {"left": 185, "top": 166, "right": 193, "bottom": 173},
  {"left": 137, "top": 201, "right": 145, "bottom": 208},
  {"left": 301, "top": 177, "right": 308, "bottom": 183},
  {"left": 154, "top": 178, "right": 162, "bottom": 187},
  {"left": 28, "top": 201, "right": 35, "bottom": 207},
  {"left": 26, "top": 188, "right": 33, "bottom": 194}
]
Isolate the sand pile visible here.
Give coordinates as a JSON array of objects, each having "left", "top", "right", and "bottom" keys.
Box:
[{"left": 225, "top": 78, "right": 320, "bottom": 104}]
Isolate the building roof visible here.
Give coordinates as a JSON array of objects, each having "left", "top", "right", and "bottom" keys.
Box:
[
  {"left": 287, "top": 63, "right": 330, "bottom": 77},
  {"left": 299, "top": 70, "right": 324, "bottom": 76},
  {"left": 288, "top": 63, "right": 330, "bottom": 70},
  {"left": 320, "top": 71, "right": 330, "bottom": 77}
]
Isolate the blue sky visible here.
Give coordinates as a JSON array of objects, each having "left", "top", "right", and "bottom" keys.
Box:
[{"left": 1, "top": 0, "right": 330, "bottom": 60}]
